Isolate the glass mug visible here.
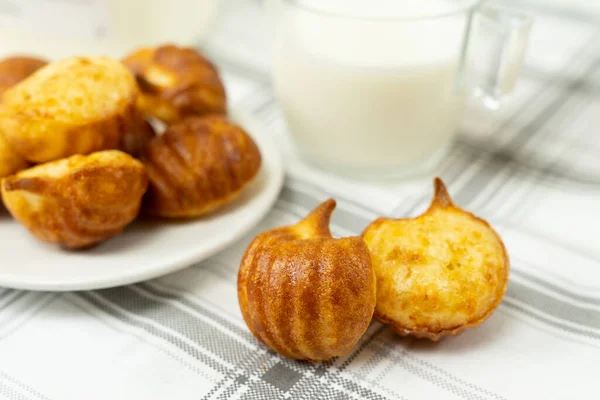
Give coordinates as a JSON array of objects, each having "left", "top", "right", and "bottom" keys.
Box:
[{"left": 271, "top": 0, "right": 532, "bottom": 178}]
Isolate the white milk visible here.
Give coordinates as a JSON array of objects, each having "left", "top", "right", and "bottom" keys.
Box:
[{"left": 274, "top": 0, "right": 473, "bottom": 171}]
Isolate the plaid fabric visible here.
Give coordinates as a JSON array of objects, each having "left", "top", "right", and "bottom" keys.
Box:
[{"left": 1, "top": 1, "right": 600, "bottom": 399}]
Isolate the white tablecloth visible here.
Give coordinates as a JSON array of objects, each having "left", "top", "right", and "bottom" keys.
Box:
[{"left": 1, "top": 1, "right": 599, "bottom": 399}]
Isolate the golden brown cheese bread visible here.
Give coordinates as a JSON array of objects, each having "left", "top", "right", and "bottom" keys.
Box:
[
  {"left": 139, "top": 115, "right": 261, "bottom": 218},
  {"left": 123, "top": 44, "right": 227, "bottom": 124},
  {"left": 1, "top": 150, "right": 148, "bottom": 249},
  {"left": 0, "top": 56, "right": 148, "bottom": 163},
  {"left": 0, "top": 56, "right": 45, "bottom": 183},
  {"left": 362, "top": 178, "right": 509, "bottom": 340},
  {"left": 0, "top": 132, "right": 28, "bottom": 179},
  {"left": 0, "top": 56, "right": 47, "bottom": 97},
  {"left": 238, "top": 199, "right": 376, "bottom": 360}
]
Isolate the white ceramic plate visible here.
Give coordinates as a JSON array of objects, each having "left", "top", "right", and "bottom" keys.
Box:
[{"left": 0, "top": 109, "right": 284, "bottom": 291}]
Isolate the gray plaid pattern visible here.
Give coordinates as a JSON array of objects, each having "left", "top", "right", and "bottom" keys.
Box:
[
  {"left": 76, "top": 277, "right": 505, "bottom": 399},
  {"left": 78, "top": 285, "right": 393, "bottom": 400},
  {"left": 0, "top": 1, "right": 599, "bottom": 399},
  {"left": 0, "top": 371, "right": 49, "bottom": 400}
]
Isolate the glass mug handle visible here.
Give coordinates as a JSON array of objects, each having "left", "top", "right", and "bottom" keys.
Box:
[{"left": 462, "top": 5, "right": 533, "bottom": 109}]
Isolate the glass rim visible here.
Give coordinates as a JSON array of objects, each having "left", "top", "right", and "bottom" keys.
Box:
[{"left": 281, "top": 0, "right": 486, "bottom": 22}]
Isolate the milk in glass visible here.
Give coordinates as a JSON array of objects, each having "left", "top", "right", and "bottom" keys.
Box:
[{"left": 274, "top": 0, "right": 471, "bottom": 172}]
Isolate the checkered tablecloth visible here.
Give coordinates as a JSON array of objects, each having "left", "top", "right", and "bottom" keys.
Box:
[{"left": 1, "top": 1, "right": 600, "bottom": 399}]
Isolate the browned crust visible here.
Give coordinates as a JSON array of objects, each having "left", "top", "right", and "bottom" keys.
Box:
[
  {"left": 0, "top": 132, "right": 28, "bottom": 179},
  {"left": 1, "top": 151, "right": 148, "bottom": 249},
  {"left": 0, "top": 95, "right": 148, "bottom": 163},
  {"left": 295, "top": 198, "right": 336, "bottom": 237},
  {"left": 363, "top": 177, "right": 510, "bottom": 341},
  {"left": 0, "top": 56, "right": 45, "bottom": 181},
  {"left": 430, "top": 177, "right": 454, "bottom": 209},
  {"left": 118, "top": 115, "right": 156, "bottom": 156},
  {"left": 238, "top": 200, "right": 376, "bottom": 360},
  {"left": 0, "top": 57, "right": 147, "bottom": 163},
  {"left": 139, "top": 115, "right": 262, "bottom": 218},
  {"left": 123, "top": 44, "right": 227, "bottom": 124}
]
